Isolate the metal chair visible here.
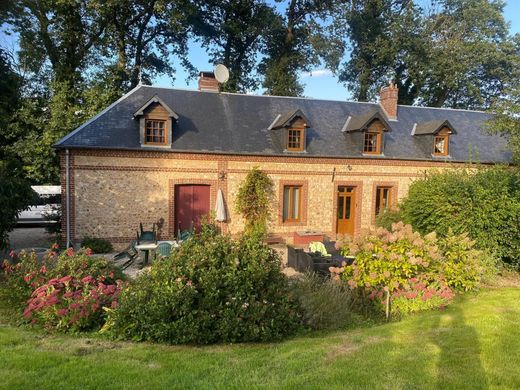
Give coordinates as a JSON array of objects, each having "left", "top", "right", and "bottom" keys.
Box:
[{"left": 113, "top": 240, "right": 139, "bottom": 270}]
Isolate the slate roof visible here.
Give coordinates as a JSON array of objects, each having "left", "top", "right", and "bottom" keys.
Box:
[{"left": 55, "top": 84, "right": 512, "bottom": 163}]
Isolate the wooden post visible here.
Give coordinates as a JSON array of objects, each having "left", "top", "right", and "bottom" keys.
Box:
[{"left": 385, "top": 289, "right": 391, "bottom": 321}]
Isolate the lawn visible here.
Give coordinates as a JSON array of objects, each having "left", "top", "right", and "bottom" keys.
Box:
[{"left": 1, "top": 286, "right": 519, "bottom": 389}]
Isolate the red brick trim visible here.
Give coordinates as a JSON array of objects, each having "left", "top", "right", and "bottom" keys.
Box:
[
  {"left": 73, "top": 162, "right": 425, "bottom": 179},
  {"left": 278, "top": 179, "right": 308, "bottom": 227},
  {"left": 71, "top": 148, "right": 475, "bottom": 168},
  {"left": 168, "top": 179, "right": 218, "bottom": 237},
  {"left": 371, "top": 181, "right": 399, "bottom": 225},
  {"left": 332, "top": 181, "right": 363, "bottom": 237}
]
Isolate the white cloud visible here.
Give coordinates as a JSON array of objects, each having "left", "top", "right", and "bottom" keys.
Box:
[{"left": 300, "top": 69, "right": 333, "bottom": 78}]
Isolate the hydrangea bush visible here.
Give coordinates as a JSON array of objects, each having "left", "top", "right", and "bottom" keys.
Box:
[
  {"left": 23, "top": 275, "right": 123, "bottom": 332},
  {"left": 332, "top": 222, "right": 494, "bottom": 318},
  {"left": 1, "top": 246, "right": 125, "bottom": 331}
]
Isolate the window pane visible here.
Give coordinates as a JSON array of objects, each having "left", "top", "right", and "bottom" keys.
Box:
[
  {"left": 338, "top": 195, "right": 344, "bottom": 219},
  {"left": 375, "top": 188, "right": 382, "bottom": 215},
  {"left": 345, "top": 196, "right": 351, "bottom": 219},
  {"left": 292, "top": 187, "right": 300, "bottom": 219},
  {"left": 435, "top": 137, "right": 445, "bottom": 154},
  {"left": 283, "top": 187, "right": 290, "bottom": 220}
]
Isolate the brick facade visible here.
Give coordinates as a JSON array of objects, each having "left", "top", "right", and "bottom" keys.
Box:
[{"left": 60, "top": 149, "right": 463, "bottom": 248}]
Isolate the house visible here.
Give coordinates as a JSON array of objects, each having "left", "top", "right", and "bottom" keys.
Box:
[{"left": 54, "top": 74, "right": 511, "bottom": 248}]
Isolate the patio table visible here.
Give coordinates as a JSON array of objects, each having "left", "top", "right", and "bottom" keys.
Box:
[{"left": 135, "top": 241, "right": 179, "bottom": 267}]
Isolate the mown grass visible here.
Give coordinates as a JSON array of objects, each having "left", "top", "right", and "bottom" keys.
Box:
[{"left": 1, "top": 286, "right": 519, "bottom": 389}]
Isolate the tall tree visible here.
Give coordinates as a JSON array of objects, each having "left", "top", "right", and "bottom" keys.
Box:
[
  {"left": 260, "top": 0, "right": 337, "bottom": 96},
  {"left": 329, "top": 0, "right": 519, "bottom": 108},
  {"left": 0, "top": 48, "right": 22, "bottom": 160},
  {"left": 192, "top": 0, "right": 277, "bottom": 92},
  {"left": 92, "top": 0, "right": 194, "bottom": 95}
]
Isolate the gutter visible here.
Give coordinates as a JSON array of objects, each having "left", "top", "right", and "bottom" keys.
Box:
[{"left": 65, "top": 149, "right": 71, "bottom": 248}]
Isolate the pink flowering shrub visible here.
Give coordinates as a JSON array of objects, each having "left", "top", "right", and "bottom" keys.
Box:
[
  {"left": 23, "top": 275, "right": 123, "bottom": 332},
  {"left": 1, "top": 245, "right": 124, "bottom": 312},
  {"left": 332, "top": 222, "right": 490, "bottom": 317}
]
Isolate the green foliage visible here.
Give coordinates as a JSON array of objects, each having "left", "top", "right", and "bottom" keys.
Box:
[
  {"left": 400, "top": 167, "right": 520, "bottom": 268},
  {"left": 487, "top": 81, "right": 520, "bottom": 163},
  {"left": 289, "top": 273, "right": 354, "bottom": 330},
  {"left": 329, "top": 0, "right": 519, "bottom": 108},
  {"left": 106, "top": 225, "right": 300, "bottom": 344},
  {"left": 375, "top": 207, "right": 403, "bottom": 231},
  {"left": 82, "top": 237, "right": 114, "bottom": 254},
  {"left": 437, "top": 230, "right": 497, "bottom": 291},
  {"left": 0, "top": 158, "right": 37, "bottom": 248},
  {"left": 235, "top": 167, "right": 274, "bottom": 236}
]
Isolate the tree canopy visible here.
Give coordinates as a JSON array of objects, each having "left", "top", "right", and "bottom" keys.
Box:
[{"left": 0, "top": 0, "right": 518, "bottom": 185}]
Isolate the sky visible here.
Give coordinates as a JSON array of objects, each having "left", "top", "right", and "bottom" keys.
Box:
[
  {"left": 156, "top": 0, "right": 520, "bottom": 101},
  {"left": 1, "top": 1, "right": 519, "bottom": 102}
]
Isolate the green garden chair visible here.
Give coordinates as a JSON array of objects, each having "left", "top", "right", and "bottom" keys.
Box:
[{"left": 155, "top": 242, "right": 172, "bottom": 259}]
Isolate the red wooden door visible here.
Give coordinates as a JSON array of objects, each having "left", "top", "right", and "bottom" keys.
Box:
[{"left": 174, "top": 185, "right": 210, "bottom": 233}]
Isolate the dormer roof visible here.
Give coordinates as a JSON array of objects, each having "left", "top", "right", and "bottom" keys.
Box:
[
  {"left": 270, "top": 109, "right": 310, "bottom": 130},
  {"left": 343, "top": 109, "right": 392, "bottom": 133},
  {"left": 133, "top": 95, "right": 179, "bottom": 119},
  {"left": 413, "top": 119, "right": 457, "bottom": 135}
]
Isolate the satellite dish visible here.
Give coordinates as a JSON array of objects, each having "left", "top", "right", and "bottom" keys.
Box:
[{"left": 214, "top": 64, "right": 229, "bottom": 83}]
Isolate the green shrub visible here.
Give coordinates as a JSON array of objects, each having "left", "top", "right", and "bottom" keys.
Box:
[
  {"left": 290, "top": 273, "right": 354, "bottom": 330},
  {"left": 400, "top": 167, "right": 520, "bottom": 268},
  {"left": 436, "top": 230, "right": 498, "bottom": 291},
  {"left": 82, "top": 237, "right": 113, "bottom": 254},
  {"left": 105, "top": 226, "right": 301, "bottom": 344},
  {"left": 375, "top": 208, "right": 403, "bottom": 231},
  {"left": 235, "top": 167, "right": 274, "bottom": 236}
]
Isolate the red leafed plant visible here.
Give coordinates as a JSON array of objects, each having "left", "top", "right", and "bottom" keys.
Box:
[{"left": 23, "top": 274, "right": 124, "bottom": 332}]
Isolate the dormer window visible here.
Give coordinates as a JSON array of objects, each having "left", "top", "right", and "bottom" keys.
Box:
[
  {"left": 342, "top": 110, "right": 391, "bottom": 156},
  {"left": 269, "top": 109, "right": 310, "bottom": 153},
  {"left": 363, "top": 120, "right": 384, "bottom": 154},
  {"left": 145, "top": 119, "right": 167, "bottom": 144},
  {"left": 134, "top": 95, "right": 178, "bottom": 148},
  {"left": 433, "top": 128, "right": 450, "bottom": 156},
  {"left": 412, "top": 121, "right": 455, "bottom": 158}
]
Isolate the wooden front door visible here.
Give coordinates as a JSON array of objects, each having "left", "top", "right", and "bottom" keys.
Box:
[
  {"left": 336, "top": 186, "right": 356, "bottom": 235},
  {"left": 174, "top": 185, "right": 210, "bottom": 233}
]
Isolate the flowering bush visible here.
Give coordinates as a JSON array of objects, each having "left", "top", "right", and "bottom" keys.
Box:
[
  {"left": 332, "top": 222, "right": 493, "bottom": 317},
  {"left": 23, "top": 275, "right": 123, "bottom": 332},
  {"left": 1, "top": 246, "right": 124, "bottom": 311},
  {"left": 105, "top": 224, "right": 301, "bottom": 344}
]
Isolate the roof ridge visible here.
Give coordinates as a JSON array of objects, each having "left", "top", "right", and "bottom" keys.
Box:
[{"left": 141, "top": 85, "right": 488, "bottom": 114}]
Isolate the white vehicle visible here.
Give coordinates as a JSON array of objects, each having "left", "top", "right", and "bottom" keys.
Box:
[{"left": 17, "top": 186, "right": 61, "bottom": 225}]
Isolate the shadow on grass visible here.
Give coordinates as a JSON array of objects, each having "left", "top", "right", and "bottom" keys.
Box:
[{"left": 430, "top": 300, "right": 488, "bottom": 389}]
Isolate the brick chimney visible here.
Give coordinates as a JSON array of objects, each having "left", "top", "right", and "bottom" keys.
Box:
[
  {"left": 198, "top": 71, "right": 219, "bottom": 92},
  {"left": 379, "top": 82, "right": 398, "bottom": 120}
]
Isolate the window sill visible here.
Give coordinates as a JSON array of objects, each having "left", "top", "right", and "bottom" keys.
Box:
[
  {"left": 283, "top": 149, "right": 307, "bottom": 154},
  {"left": 362, "top": 153, "right": 385, "bottom": 157},
  {"left": 141, "top": 143, "right": 172, "bottom": 149},
  {"left": 431, "top": 154, "right": 452, "bottom": 159}
]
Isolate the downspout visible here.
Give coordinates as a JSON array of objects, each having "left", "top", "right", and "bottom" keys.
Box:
[{"left": 65, "top": 149, "right": 71, "bottom": 248}]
